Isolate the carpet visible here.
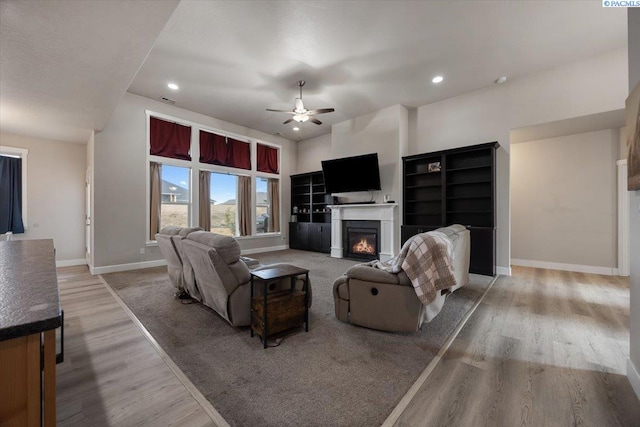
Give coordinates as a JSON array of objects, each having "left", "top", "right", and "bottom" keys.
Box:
[{"left": 102, "top": 249, "right": 494, "bottom": 427}]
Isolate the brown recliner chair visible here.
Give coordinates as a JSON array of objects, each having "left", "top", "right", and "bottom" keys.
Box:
[
  {"left": 155, "top": 226, "right": 203, "bottom": 293},
  {"left": 181, "top": 231, "right": 311, "bottom": 327},
  {"left": 333, "top": 224, "right": 470, "bottom": 332}
]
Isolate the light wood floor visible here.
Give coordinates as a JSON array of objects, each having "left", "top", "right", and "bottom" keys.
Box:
[
  {"left": 56, "top": 265, "right": 640, "bottom": 426},
  {"left": 395, "top": 266, "right": 640, "bottom": 426},
  {"left": 56, "top": 266, "right": 220, "bottom": 427}
]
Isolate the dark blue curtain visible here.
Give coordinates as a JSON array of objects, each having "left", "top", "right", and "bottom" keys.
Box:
[{"left": 0, "top": 156, "right": 25, "bottom": 234}]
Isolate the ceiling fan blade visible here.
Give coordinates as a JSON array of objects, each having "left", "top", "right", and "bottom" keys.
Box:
[
  {"left": 283, "top": 118, "right": 294, "bottom": 124},
  {"left": 266, "top": 109, "right": 295, "bottom": 114},
  {"left": 306, "top": 108, "right": 335, "bottom": 115},
  {"left": 309, "top": 117, "right": 322, "bottom": 125}
]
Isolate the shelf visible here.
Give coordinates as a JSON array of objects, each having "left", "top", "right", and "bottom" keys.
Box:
[
  {"left": 446, "top": 180, "right": 491, "bottom": 186},
  {"left": 402, "top": 142, "right": 498, "bottom": 276},
  {"left": 446, "top": 196, "right": 491, "bottom": 200},
  {"left": 446, "top": 165, "right": 491, "bottom": 172},
  {"left": 406, "top": 171, "right": 441, "bottom": 177},
  {"left": 406, "top": 183, "right": 441, "bottom": 189}
]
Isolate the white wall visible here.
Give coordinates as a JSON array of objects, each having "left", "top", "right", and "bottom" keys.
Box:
[
  {"left": 331, "top": 104, "right": 408, "bottom": 205},
  {"left": 296, "top": 133, "right": 332, "bottom": 174},
  {"left": 627, "top": 7, "right": 640, "bottom": 400},
  {"left": 86, "top": 131, "right": 95, "bottom": 267},
  {"left": 511, "top": 129, "right": 618, "bottom": 272},
  {"left": 93, "top": 92, "right": 295, "bottom": 268},
  {"left": 414, "top": 48, "right": 628, "bottom": 274},
  {"left": 0, "top": 132, "right": 86, "bottom": 262}
]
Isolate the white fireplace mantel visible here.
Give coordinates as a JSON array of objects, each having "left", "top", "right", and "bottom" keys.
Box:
[{"left": 329, "top": 204, "right": 398, "bottom": 262}]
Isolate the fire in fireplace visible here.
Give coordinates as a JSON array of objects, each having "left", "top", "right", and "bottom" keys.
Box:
[
  {"left": 342, "top": 220, "right": 381, "bottom": 261},
  {"left": 352, "top": 236, "right": 376, "bottom": 255}
]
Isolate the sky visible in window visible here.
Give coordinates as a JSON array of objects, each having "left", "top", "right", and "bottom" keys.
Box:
[{"left": 162, "top": 166, "right": 270, "bottom": 205}]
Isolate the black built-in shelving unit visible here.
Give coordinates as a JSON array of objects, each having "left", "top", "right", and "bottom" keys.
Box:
[
  {"left": 401, "top": 142, "right": 499, "bottom": 276},
  {"left": 289, "top": 171, "right": 332, "bottom": 253}
]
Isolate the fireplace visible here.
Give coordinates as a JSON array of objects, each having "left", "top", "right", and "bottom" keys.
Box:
[{"left": 342, "top": 220, "right": 381, "bottom": 261}]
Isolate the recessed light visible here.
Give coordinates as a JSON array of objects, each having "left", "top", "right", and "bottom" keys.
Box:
[
  {"left": 494, "top": 76, "right": 508, "bottom": 84},
  {"left": 167, "top": 83, "right": 179, "bottom": 90},
  {"left": 432, "top": 76, "right": 444, "bottom": 84},
  {"left": 293, "top": 127, "right": 300, "bottom": 131}
]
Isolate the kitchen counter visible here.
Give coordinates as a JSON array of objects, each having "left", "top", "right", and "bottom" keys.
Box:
[{"left": 0, "top": 239, "right": 61, "bottom": 341}]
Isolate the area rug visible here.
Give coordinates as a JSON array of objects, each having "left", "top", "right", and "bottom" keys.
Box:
[{"left": 102, "top": 250, "right": 494, "bottom": 427}]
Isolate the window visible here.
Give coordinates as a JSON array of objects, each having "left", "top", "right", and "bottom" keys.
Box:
[
  {"left": 256, "top": 177, "right": 280, "bottom": 234},
  {"left": 147, "top": 111, "right": 281, "bottom": 241},
  {"left": 160, "top": 165, "right": 191, "bottom": 229},
  {"left": 0, "top": 146, "right": 28, "bottom": 234},
  {"left": 256, "top": 177, "right": 269, "bottom": 233},
  {"left": 209, "top": 172, "right": 237, "bottom": 236}
]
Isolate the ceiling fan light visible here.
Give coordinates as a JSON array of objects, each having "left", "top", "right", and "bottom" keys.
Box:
[{"left": 293, "top": 114, "right": 309, "bottom": 123}]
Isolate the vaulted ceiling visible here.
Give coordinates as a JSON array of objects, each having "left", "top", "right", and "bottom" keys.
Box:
[{"left": 0, "top": 1, "right": 628, "bottom": 143}]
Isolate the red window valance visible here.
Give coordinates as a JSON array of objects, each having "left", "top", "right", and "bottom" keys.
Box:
[
  {"left": 200, "top": 130, "right": 251, "bottom": 170},
  {"left": 227, "top": 138, "right": 251, "bottom": 170},
  {"left": 199, "top": 131, "right": 227, "bottom": 165},
  {"left": 257, "top": 143, "right": 279, "bottom": 174},
  {"left": 150, "top": 116, "right": 191, "bottom": 160}
]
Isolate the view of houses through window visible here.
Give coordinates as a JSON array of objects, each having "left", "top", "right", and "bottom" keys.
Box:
[
  {"left": 209, "top": 172, "right": 238, "bottom": 236},
  {"left": 256, "top": 177, "right": 269, "bottom": 234},
  {"left": 160, "top": 165, "right": 190, "bottom": 229},
  {"left": 149, "top": 114, "right": 280, "bottom": 240}
]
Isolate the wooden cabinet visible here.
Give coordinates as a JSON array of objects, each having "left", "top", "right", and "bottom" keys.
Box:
[
  {"left": 289, "top": 222, "right": 309, "bottom": 250},
  {"left": 250, "top": 264, "right": 310, "bottom": 348},
  {"left": 0, "top": 240, "right": 61, "bottom": 426},
  {"left": 402, "top": 142, "right": 499, "bottom": 276},
  {"left": 289, "top": 171, "right": 332, "bottom": 253},
  {"left": 289, "top": 221, "right": 331, "bottom": 253}
]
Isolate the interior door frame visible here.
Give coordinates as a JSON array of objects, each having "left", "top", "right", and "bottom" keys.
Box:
[{"left": 618, "top": 159, "right": 630, "bottom": 276}]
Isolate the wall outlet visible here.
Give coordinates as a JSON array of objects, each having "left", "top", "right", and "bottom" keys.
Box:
[{"left": 139, "top": 248, "right": 145, "bottom": 255}]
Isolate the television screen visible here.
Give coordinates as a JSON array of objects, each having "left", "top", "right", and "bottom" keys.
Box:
[{"left": 321, "top": 153, "right": 381, "bottom": 193}]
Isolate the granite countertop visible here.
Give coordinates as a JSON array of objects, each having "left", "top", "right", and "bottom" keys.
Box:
[{"left": 0, "top": 239, "right": 62, "bottom": 341}]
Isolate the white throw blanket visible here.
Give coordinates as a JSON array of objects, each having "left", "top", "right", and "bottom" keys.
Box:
[{"left": 373, "top": 231, "right": 456, "bottom": 305}]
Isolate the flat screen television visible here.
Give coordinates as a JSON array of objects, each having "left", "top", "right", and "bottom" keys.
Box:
[{"left": 321, "top": 153, "right": 381, "bottom": 193}]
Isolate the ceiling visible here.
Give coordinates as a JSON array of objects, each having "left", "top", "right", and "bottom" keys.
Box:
[
  {"left": 0, "top": 1, "right": 628, "bottom": 144},
  {"left": 0, "top": 0, "right": 179, "bottom": 142}
]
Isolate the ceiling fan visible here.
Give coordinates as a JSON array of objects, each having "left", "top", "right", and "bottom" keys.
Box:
[{"left": 266, "top": 80, "right": 335, "bottom": 125}]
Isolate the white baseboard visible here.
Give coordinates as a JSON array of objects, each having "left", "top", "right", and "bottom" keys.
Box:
[
  {"left": 241, "top": 245, "right": 288, "bottom": 255},
  {"left": 56, "top": 258, "right": 87, "bottom": 268},
  {"left": 511, "top": 259, "right": 618, "bottom": 276},
  {"left": 496, "top": 266, "right": 511, "bottom": 276},
  {"left": 628, "top": 358, "right": 640, "bottom": 400},
  {"left": 91, "top": 259, "right": 167, "bottom": 275}
]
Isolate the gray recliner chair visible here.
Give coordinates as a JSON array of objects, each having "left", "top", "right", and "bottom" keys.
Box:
[
  {"left": 155, "top": 226, "right": 203, "bottom": 293},
  {"left": 182, "top": 231, "right": 311, "bottom": 327},
  {"left": 333, "top": 224, "right": 470, "bottom": 332}
]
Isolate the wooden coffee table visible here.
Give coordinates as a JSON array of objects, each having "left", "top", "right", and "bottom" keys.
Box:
[{"left": 249, "top": 264, "right": 309, "bottom": 348}]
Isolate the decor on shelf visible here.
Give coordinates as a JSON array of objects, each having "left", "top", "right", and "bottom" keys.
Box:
[{"left": 427, "top": 161, "right": 441, "bottom": 172}]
